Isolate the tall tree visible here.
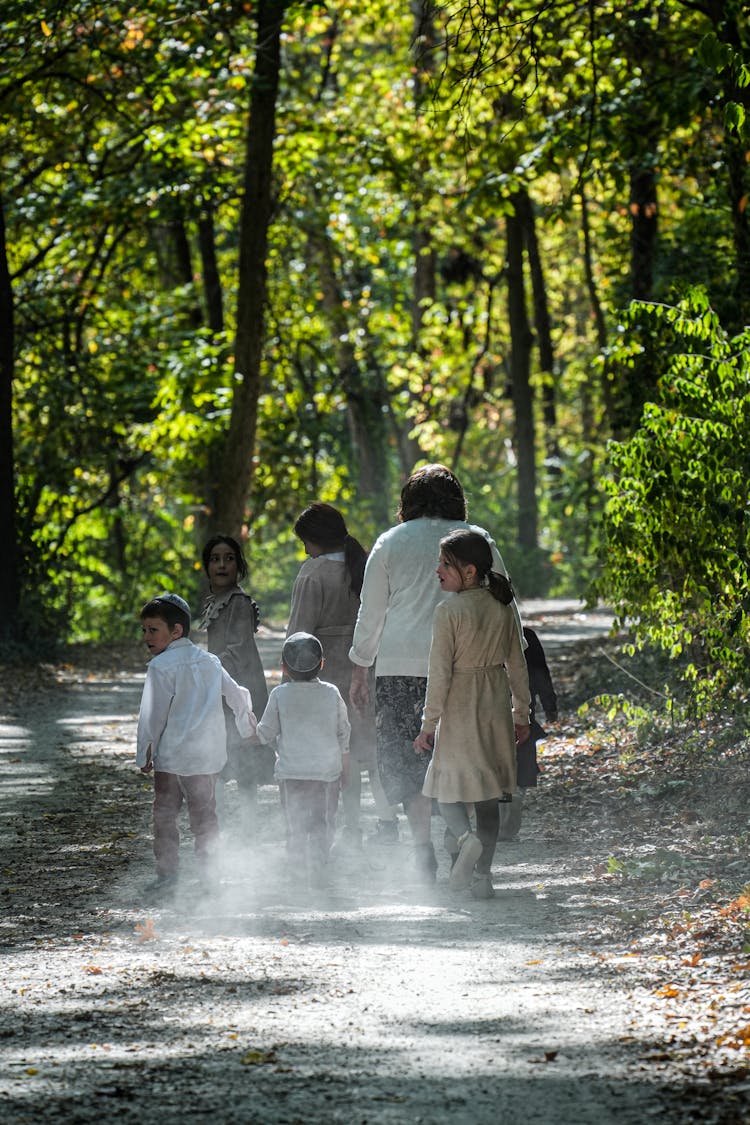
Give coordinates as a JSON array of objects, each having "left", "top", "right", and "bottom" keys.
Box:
[
  {"left": 506, "top": 196, "right": 538, "bottom": 553},
  {"left": 209, "top": 0, "right": 288, "bottom": 539},
  {"left": 697, "top": 0, "right": 750, "bottom": 327},
  {"left": 0, "top": 187, "right": 17, "bottom": 638}
]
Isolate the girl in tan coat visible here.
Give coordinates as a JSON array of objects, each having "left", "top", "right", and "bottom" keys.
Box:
[{"left": 414, "top": 531, "right": 530, "bottom": 899}]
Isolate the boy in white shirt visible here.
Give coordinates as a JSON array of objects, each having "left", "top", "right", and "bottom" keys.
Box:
[
  {"left": 137, "top": 593, "right": 257, "bottom": 900},
  {"left": 255, "top": 632, "right": 350, "bottom": 889}
]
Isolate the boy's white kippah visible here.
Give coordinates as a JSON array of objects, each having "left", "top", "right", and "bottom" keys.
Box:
[
  {"left": 155, "top": 593, "right": 191, "bottom": 618},
  {"left": 283, "top": 631, "right": 323, "bottom": 673}
]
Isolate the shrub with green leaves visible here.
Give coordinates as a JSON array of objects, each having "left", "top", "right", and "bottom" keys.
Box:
[{"left": 595, "top": 290, "right": 750, "bottom": 713}]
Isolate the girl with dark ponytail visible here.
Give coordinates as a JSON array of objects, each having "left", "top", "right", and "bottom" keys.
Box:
[
  {"left": 292, "top": 503, "right": 366, "bottom": 597},
  {"left": 288, "top": 503, "right": 399, "bottom": 848},
  {"left": 438, "top": 530, "right": 516, "bottom": 607},
  {"left": 413, "top": 530, "right": 531, "bottom": 899}
]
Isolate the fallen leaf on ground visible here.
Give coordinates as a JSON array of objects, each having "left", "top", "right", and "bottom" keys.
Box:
[{"left": 240, "top": 1047, "right": 277, "bottom": 1065}]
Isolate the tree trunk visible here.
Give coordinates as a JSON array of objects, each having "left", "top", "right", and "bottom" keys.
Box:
[
  {"left": 397, "top": 0, "right": 439, "bottom": 478},
  {"left": 725, "top": 133, "right": 750, "bottom": 329},
  {"left": 506, "top": 200, "right": 538, "bottom": 553},
  {"left": 152, "top": 211, "right": 202, "bottom": 328},
  {"left": 210, "top": 0, "right": 287, "bottom": 539},
  {"left": 411, "top": 0, "right": 438, "bottom": 341},
  {"left": 629, "top": 165, "right": 658, "bottom": 301},
  {"left": 702, "top": 0, "right": 750, "bottom": 328},
  {"left": 515, "top": 186, "right": 558, "bottom": 458},
  {"left": 579, "top": 187, "right": 614, "bottom": 431},
  {"left": 198, "top": 202, "right": 224, "bottom": 334},
  {"left": 307, "top": 220, "right": 390, "bottom": 523},
  {"left": 0, "top": 187, "right": 19, "bottom": 639}
]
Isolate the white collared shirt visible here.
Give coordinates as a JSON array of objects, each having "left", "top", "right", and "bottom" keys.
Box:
[{"left": 136, "top": 638, "right": 256, "bottom": 775}]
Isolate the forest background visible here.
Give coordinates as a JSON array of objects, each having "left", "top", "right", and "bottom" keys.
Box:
[{"left": 1, "top": 0, "right": 748, "bottom": 716}]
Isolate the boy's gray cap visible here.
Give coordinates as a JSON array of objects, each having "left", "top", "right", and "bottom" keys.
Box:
[{"left": 283, "top": 631, "right": 323, "bottom": 673}]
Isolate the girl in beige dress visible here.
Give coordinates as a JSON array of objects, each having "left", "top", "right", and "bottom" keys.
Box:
[{"left": 414, "top": 530, "right": 530, "bottom": 898}]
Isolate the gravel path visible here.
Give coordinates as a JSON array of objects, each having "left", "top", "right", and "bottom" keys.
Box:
[{"left": 0, "top": 606, "right": 689, "bottom": 1123}]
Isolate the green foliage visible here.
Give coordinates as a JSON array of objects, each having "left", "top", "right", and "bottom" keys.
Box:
[
  {"left": 2, "top": 0, "right": 748, "bottom": 648},
  {"left": 595, "top": 290, "right": 750, "bottom": 712}
]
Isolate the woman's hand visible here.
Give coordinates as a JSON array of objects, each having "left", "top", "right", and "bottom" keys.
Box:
[
  {"left": 350, "top": 664, "right": 370, "bottom": 709},
  {"left": 413, "top": 730, "right": 434, "bottom": 754}
]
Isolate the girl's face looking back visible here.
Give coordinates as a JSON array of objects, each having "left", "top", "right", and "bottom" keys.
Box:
[
  {"left": 437, "top": 553, "right": 478, "bottom": 593},
  {"left": 207, "top": 542, "right": 239, "bottom": 592}
]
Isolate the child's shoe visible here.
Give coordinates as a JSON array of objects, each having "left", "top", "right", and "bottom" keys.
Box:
[
  {"left": 142, "top": 873, "right": 178, "bottom": 903},
  {"left": 449, "top": 832, "right": 483, "bottom": 890},
  {"left": 369, "top": 818, "right": 399, "bottom": 845},
  {"left": 470, "top": 873, "right": 495, "bottom": 899}
]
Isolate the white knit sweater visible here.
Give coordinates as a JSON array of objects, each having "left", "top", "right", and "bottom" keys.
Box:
[{"left": 349, "top": 518, "right": 516, "bottom": 679}]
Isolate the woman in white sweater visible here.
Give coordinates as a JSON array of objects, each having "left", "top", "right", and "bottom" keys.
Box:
[{"left": 349, "top": 464, "right": 518, "bottom": 883}]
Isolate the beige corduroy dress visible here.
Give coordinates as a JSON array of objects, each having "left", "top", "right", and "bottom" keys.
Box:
[{"left": 421, "top": 587, "right": 531, "bottom": 803}]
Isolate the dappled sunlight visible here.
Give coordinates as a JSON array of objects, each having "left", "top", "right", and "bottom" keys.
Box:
[
  {"left": 0, "top": 722, "right": 55, "bottom": 795},
  {"left": 56, "top": 715, "right": 135, "bottom": 728},
  {"left": 0, "top": 902, "right": 665, "bottom": 1124}
]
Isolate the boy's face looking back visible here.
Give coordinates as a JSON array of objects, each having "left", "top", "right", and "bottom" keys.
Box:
[{"left": 141, "top": 615, "right": 183, "bottom": 657}]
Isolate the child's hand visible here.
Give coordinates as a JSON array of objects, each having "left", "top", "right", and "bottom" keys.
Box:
[
  {"left": 413, "top": 730, "right": 434, "bottom": 754},
  {"left": 140, "top": 747, "right": 153, "bottom": 773},
  {"left": 514, "top": 723, "right": 530, "bottom": 744}
]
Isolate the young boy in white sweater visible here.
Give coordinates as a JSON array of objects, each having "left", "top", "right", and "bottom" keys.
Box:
[{"left": 255, "top": 632, "right": 350, "bottom": 888}]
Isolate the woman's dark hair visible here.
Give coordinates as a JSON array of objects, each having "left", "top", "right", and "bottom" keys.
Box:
[
  {"left": 293, "top": 502, "right": 368, "bottom": 596},
  {"left": 398, "top": 463, "right": 467, "bottom": 523},
  {"left": 201, "top": 534, "right": 248, "bottom": 582},
  {"left": 439, "top": 530, "right": 514, "bottom": 604}
]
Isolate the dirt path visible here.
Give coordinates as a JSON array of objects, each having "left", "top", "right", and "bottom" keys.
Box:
[{"left": 0, "top": 605, "right": 741, "bottom": 1123}]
